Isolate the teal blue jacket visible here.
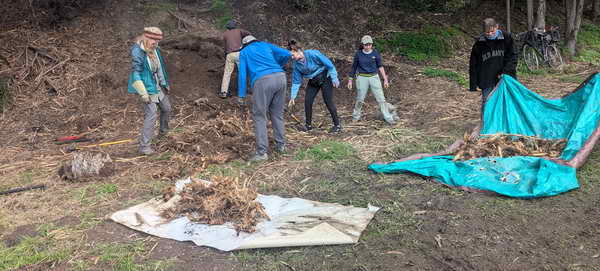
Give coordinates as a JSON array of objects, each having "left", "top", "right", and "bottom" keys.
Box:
[{"left": 127, "top": 43, "right": 169, "bottom": 94}]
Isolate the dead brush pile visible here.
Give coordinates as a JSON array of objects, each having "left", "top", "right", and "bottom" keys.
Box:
[
  {"left": 453, "top": 133, "right": 567, "bottom": 161},
  {"left": 157, "top": 110, "right": 254, "bottom": 163},
  {"left": 161, "top": 176, "right": 270, "bottom": 233}
]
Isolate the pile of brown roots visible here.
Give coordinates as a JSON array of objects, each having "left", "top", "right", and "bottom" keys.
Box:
[
  {"left": 453, "top": 133, "right": 567, "bottom": 161},
  {"left": 161, "top": 176, "right": 270, "bottom": 233}
]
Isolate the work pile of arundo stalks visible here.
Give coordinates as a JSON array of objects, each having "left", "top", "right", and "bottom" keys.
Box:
[
  {"left": 453, "top": 133, "right": 567, "bottom": 161},
  {"left": 161, "top": 176, "right": 269, "bottom": 233}
]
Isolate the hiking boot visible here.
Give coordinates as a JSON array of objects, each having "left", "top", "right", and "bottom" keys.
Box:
[
  {"left": 328, "top": 125, "right": 342, "bottom": 133},
  {"left": 275, "top": 144, "right": 286, "bottom": 153},
  {"left": 299, "top": 124, "right": 313, "bottom": 132},
  {"left": 249, "top": 153, "right": 268, "bottom": 162},
  {"left": 140, "top": 147, "right": 155, "bottom": 155},
  {"left": 218, "top": 91, "right": 228, "bottom": 99}
]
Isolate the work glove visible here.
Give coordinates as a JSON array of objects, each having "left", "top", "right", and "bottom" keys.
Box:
[
  {"left": 140, "top": 94, "right": 151, "bottom": 104},
  {"left": 332, "top": 79, "right": 340, "bottom": 88},
  {"left": 237, "top": 97, "right": 246, "bottom": 106},
  {"left": 133, "top": 80, "right": 151, "bottom": 103},
  {"left": 288, "top": 99, "right": 295, "bottom": 108}
]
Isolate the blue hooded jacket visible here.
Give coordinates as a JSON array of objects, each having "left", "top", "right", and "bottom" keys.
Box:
[
  {"left": 238, "top": 41, "right": 291, "bottom": 98},
  {"left": 290, "top": 49, "right": 338, "bottom": 99}
]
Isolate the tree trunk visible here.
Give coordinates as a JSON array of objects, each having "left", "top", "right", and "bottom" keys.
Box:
[
  {"left": 536, "top": 0, "right": 546, "bottom": 30},
  {"left": 594, "top": 0, "right": 600, "bottom": 22},
  {"left": 507, "top": 0, "right": 511, "bottom": 33},
  {"left": 528, "top": 0, "right": 534, "bottom": 30},
  {"left": 566, "top": 0, "right": 585, "bottom": 55}
]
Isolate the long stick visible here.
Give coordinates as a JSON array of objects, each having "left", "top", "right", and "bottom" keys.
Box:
[{"left": 0, "top": 184, "right": 46, "bottom": 196}]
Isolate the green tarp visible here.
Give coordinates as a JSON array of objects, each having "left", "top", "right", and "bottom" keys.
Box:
[{"left": 369, "top": 73, "right": 600, "bottom": 198}]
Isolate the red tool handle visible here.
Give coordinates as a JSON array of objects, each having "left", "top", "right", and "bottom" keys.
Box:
[{"left": 56, "top": 135, "right": 83, "bottom": 142}]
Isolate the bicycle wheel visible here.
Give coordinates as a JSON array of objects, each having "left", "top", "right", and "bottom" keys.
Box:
[
  {"left": 546, "top": 44, "right": 563, "bottom": 68},
  {"left": 522, "top": 44, "right": 540, "bottom": 71}
]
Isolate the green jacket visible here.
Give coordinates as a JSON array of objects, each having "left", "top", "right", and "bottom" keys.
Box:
[{"left": 127, "top": 43, "right": 169, "bottom": 94}]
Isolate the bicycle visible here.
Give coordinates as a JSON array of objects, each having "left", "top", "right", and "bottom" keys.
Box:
[{"left": 517, "top": 26, "right": 564, "bottom": 71}]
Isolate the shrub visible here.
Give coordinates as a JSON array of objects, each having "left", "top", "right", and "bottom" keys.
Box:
[{"left": 376, "top": 26, "right": 460, "bottom": 62}]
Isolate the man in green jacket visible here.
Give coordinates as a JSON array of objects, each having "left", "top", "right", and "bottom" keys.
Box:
[{"left": 128, "top": 27, "right": 172, "bottom": 155}]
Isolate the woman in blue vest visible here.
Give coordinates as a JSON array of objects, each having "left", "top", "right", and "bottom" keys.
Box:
[
  {"left": 127, "top": 27, "right": 171, "bottom": 155},
  {"left": 288, "top": 40, "right": 341, "bottom": 133}
]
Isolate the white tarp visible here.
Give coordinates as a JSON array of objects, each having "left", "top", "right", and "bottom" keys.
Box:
[{"left": 110, "top": 178, "right": 380, "bottom": 251}]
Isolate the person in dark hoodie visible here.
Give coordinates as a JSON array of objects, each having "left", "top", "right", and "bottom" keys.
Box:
[
  {"left": 469, "top": 18, "right": 517, "bottom": 120},
  {"left": 238, "top": 35, "right": 292, "bottom": 162},
  {"left": 220, "top": 20, "right": 250, "bottom": 98}
]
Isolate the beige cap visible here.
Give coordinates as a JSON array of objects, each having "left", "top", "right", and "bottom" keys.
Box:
[
  {"left": 361, "top": 35, "right": 373, "bottom": 44},
  {"left": 144, "top": 27, "right": 163, "bottom": 40},
  {"left": 242, "top": 35, "right": 257, "bottom": 45}
]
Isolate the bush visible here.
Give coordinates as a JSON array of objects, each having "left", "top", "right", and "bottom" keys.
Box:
[
  {"left": 375, "top": 26, "right": 460, "bottom": 62},
  {"left": 211, "top": 0, "right": 233, "bottom": 29},
  {"left": 384, "top": 0, "right": 471, "bottom": 12}
]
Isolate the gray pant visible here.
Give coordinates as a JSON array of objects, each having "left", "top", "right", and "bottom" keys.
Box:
[
  {"left": 251, "top": 72, "right": 286, "bottom": 155},
  {"left": 140, "top": 95, "right": 172, "bottom": 150},
  {"left": 352, "top": 75, "right": 394, "bottom": 123}
]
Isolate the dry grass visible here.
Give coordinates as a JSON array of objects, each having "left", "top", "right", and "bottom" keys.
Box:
[
  {"left": 161, "top": 176, "right": 269, "bottom": 233},
  {"left": 453, "top": 133, "right": 566, "bottom": 161}
]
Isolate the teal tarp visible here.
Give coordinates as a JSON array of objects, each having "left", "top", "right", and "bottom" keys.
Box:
[{"left": 369, "top": 74, "right": 600, "bottom": 198}]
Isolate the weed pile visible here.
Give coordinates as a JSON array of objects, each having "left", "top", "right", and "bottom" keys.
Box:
[
  {"left": 453, "top": 133, "right": 567, "bottom": 161},
  {"left": 161, "top": 176, "right": 270, "bottom": 233}
]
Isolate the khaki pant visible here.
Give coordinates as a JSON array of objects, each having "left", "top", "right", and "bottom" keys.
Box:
[
  {"left": 221, "top": 51, "right": 240, "bottom": 94},
  {"left": 352, "top": 75, "right": 394, "bottom": 124}
]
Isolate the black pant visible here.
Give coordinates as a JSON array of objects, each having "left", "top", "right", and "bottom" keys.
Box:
[{"left": 305, "top": 70, "right": 339, "bottom": 126}]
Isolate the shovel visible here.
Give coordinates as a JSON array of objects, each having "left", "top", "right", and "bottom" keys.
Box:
[{"left": 65, "top": 139, "right": 134, "bottom": 152}]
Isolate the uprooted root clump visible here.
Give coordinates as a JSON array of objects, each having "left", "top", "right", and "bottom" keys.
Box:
[
  {"left": 161, "top": 176, "right": 270, "bottom": 233},
  {"left": 453, "top": 133, "right": 567, "bottom": 161}
]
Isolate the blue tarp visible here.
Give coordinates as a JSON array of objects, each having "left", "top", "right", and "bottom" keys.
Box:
[{"left": 369, "top": 73, "right": 600, "bottom": 198}]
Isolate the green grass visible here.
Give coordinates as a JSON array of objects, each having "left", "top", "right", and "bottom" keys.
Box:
[
  {"left": 94, "top": 241, "right": 147, "bottom": 270},
  {"left": 576, "top": 24, "right": 600, "bottom": 65},
  {"left": 376, "top": 26, "right": 462, "bottom": 62},
  {"left": 0, "top": 235, "right": 71, "bottom": 270},
  {"left": 559, "top": 74, "right": 587, "bottom": 83},
  {"left": 423, "top": 67, "right": 467, "bottom": 87},
  {"left": 96, "top": 183, "right": 118, "bottom": 196},
  {"left": 295, "top": 140, "right": 356, "bottom": 161}
]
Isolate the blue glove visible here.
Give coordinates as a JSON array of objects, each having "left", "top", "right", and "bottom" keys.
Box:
[{"left": 332, "top": 79, "right": 340, "bottom": 88}]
